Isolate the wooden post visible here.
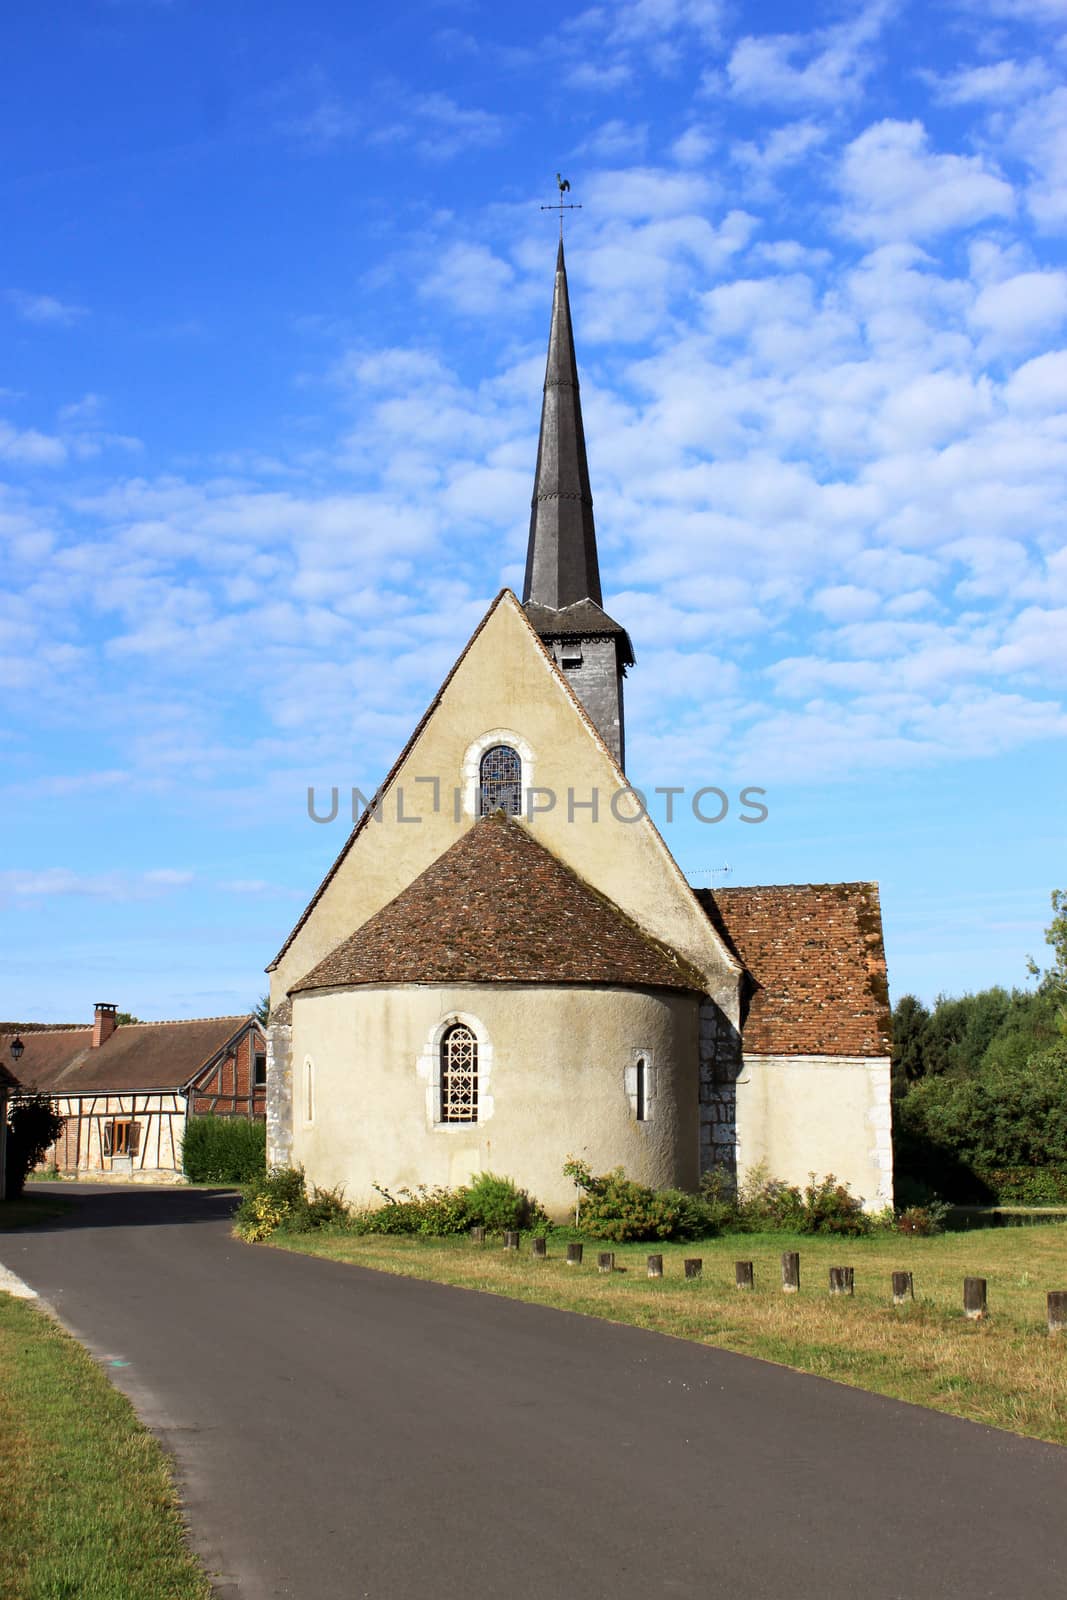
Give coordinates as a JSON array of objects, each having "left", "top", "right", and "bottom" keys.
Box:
[
  {"left": 684, "top": 1258, "right": 702, "bottom": 1279},
  {"left": 597, "top": 1251, "right": 615, "bottom": 1273},
  {"left": 531, "top": 1237, "right": 547, "bottom": 1258},
  {"left": 892, "top": 1271, "right": 914, "bottom": 1305},
  {"left": 963, "top": 1277, "right": 987, "bottom": 1319},
  {"left": 735, "top": 1261, "right": 754, "bottom": 1291},
  {"left": 781, "top": 1252, "right": 800, "bottom": 1293},
  {"left": 1047, "top": 1291, "right": 1067, "bottom": 1334},
  {"left": 503, "top": 1231, "right": 520, "bottom": 1251},
  {"left": 829, "top": 1266, "right": 854, "bottom": 1296},
  {"left": 469, "top": 1225, "right": 485, "bottom": 1244},
  {"left": 566, "top": 1242, "right": 583, "bottom": 1266},
  {"left": 647, "top": 1253, "right": 663, "bottom": 1278}
]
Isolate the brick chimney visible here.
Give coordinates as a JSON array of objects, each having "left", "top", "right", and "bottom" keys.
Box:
[{"left": 92, "top": 1003, "right": 118, "bottom": 1049}]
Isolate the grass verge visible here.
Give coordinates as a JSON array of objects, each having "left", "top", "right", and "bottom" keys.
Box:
[
  {"left": 0, "top": 1293, "right": 212, "bottom": 1600},
  {"left": 264, "top": 1224, "right": 1067, "bottom": 1445},
  {"left": 0, "top": 1195, "right": 73, "bottom": 1229}
]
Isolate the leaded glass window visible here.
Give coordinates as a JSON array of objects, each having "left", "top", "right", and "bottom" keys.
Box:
[
  {"left": 479, "top": 744, "right": 521, "bottom": 816},
  {"left": 440, "top": 1024, "right": 478, "bottom": 1123}
]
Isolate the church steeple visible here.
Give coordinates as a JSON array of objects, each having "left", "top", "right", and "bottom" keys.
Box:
[
  {"left": 523, "top": 239, "right": 602, "bottom": 610},
  {"left": 523, "top": 237, "right": 634, "bottom": 770}
]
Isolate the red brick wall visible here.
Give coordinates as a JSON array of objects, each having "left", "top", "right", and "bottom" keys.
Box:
[{"left": 191, "top": 1025, "right": 267, "bottom": 1117}]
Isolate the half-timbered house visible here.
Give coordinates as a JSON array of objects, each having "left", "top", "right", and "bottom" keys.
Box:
[{"left": 3, "top": 1005, "right": 266, "bottom": 1181}]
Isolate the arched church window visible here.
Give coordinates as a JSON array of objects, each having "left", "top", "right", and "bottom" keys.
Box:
[
  {"left": 440, "top": 1024, "right": 478, "bottom": 1123},
  {"left": 479, "top": 744, "right": 522, "bottom": 816}
]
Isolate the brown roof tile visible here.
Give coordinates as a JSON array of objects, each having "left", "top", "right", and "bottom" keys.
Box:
[
  {"left": 1, "top": 1016, "right": 257, "bottom": 1096},
  {"left": 292, "top": 813, "right": 704, "bottom": 995},
  {"left": 698, "top": 883, "right": 891, "bottom": 1058}
]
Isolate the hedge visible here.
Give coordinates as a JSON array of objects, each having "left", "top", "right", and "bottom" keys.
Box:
[{"left": 182, "top": 1116, "right": 265, "bottom": 1184}]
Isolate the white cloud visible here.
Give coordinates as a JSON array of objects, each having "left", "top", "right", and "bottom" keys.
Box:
[
  {"left": 420, "top": 243, "right": 517, "bottom": 316},
  {"left": 0, "top": 421, "right": 66, "bottom": 465},
  {"left": 732, "top": 120, "right": 828, "bottom": 188},
  {"left": 970, "top": 271, "right": 1067, "bottom": 347},
  {"left": 8, "top": 290, "right": 86, "bottom": 326},
  {"left": 0, "top": 867, "right": 194, "bottom": 902},
  {"left": 928, "top": 57, "right": 1052, "bottom": 105},
  {"left": 370, "top": 92, "right": 505, "bottom": 160},
  {"left": 838, "top": 120, "right": 1015, "bottom": 242},
  {"left": 576, "top": 119, "right": 649, "bottom": 161},
  {"left": 1004, "top": 348, "right": 1067, "bottom": 410},
  {"left": 726, "top": 1, "right": 891, "bottom": 107}
]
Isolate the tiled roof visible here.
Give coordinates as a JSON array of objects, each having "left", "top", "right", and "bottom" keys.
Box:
[
  {"left": 292, "top": 813, "right": 704, "bottom": 995},
  {"left": 2, "top": 1016, "right": 257, "bottom": 1096},
  {"left": 698, "top": 883, "right": 891, "bottom": 1058}
]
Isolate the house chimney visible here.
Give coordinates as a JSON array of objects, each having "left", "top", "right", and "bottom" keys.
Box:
[{"left": 92, "top": 1003, "right": 118, "bottom": 1049}]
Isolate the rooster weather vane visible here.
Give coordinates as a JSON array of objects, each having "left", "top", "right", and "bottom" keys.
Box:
[{"left": 541, "top": 173, "right": 582, "bottom": 241}]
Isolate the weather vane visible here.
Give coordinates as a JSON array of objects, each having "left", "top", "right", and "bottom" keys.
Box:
[{"left": 541, "top": 173, "right": 582, "bottom": 241}]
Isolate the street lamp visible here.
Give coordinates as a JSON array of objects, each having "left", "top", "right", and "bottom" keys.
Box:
[{"left": 9, "top": 1036, "right": 24, "bottom": 1064}]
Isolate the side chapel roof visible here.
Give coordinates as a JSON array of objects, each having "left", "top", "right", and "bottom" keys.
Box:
[
  {"left": 291, "top": 812, "right": 705, "bottom": 996},
  {"left": 698, "top": 883, "right": 891, "bottom": 1058}
]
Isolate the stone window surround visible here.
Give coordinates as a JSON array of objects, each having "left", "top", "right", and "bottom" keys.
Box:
[
  {"left": 417, "top": 1012, "right": 495, "bottom": 1131},
  {"left": 624, "top": 1046, "right": 655, "bottom": 1124},
  {"left": 461, "top": 729, "right": 535, "bottom": 821}
]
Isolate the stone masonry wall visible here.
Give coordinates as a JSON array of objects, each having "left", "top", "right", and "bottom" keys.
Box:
[
  {"left": 698, "top": 999, "right": 743, "bottom": 1187},
  {"left": 266, "top": 1018, "right": 293, "bottom": 1169}
]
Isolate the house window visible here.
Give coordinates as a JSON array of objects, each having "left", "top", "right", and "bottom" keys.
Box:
[
  {"left": 254, "top": 1052, "right": 267, "bottom": 1089},
  {"left": 103, "top": 1119, "right": 141, "bottom": 1157},
  {"left": 478, "top": 744, "right": 521, "bottom": 816},
  {"left": 440, "top": 1024, "right": 478, "bottom": 1123}
]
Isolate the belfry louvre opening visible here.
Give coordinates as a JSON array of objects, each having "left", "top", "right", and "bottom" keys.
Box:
[{"left": 440, "top": 1024, "right": 478, "bottom": 1123}]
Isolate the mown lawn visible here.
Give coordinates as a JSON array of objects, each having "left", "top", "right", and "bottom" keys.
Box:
[
  {"left": 264, "top": 1224, "right": 1067, "bottom": 1445},
  {"left": 0, "top": 1294, "right": 211, "bottom": 1600}
]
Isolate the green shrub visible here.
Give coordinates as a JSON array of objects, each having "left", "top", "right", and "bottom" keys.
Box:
[
  {"left": 5, "top": 1095, "right": 65, "bottom": 1199},
  {"left": 800, "top": 1173, "right": 871, "bottom": 1236},
  {"left": 896, "top": 1201, "right": 951, "bottom": 1236},
  {"left": 562, "top": 1159, "right": 717, "bottom": 1242},
  {"left": 359, "top": 1183, "right": 474, "bottom": 1236},
  {"left": 233, "top": 1166, "right": 309, "bottom": 1241},
  {"left": 183, "top": 1115, "right": 266, "bottom": 1184},
  {"left": 975, "top": 1167, "right": 1067, "bottom": 1205},
  {"left": 464, "top": 1172, "right": 548, "bottom": 1234}
]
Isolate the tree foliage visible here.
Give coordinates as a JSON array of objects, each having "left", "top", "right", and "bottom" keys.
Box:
[
  {"left": 5, "top": 1095, "right": 65, "bottom": 1198},
  {"left": 893, "top": 892, "right": 1067, "bottom": 1202}
]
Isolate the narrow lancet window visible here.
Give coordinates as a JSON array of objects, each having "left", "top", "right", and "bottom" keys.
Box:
[
  {"left": 479, "top": 744, "right": 521, "bottom": 816},
  {"left": 440, "top": 1024, "right": 478, "bottom": 1123},
  {"left": 635, "top": 1057, "right": 647, "bottom": 1122}
]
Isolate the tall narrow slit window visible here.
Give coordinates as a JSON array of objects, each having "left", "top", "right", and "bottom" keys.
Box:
[
  {"left": 440, "top": 1024, "right": 478, "bottom": 1123},
  {"left": 479, "top": 744, "right": 522, "bottom": 816},
  {"left": 304, "top": 1058, "right": 314, "bottom": 1124},
  {"left": 635, "top": 1057, "right": 648, "bottom": 1122}
]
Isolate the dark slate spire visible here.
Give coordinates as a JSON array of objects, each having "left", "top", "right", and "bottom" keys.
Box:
[{"left": 523, "top": 238, "right": 603, "bottom": 609}]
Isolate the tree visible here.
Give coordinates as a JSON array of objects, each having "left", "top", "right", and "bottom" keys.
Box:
[
  {"left": 891, "top": 994, "right": 930, "bottom": 1094},
  {"left": 116, "top": 1012, "right": 141, "bottom": 1025},
  {"left": 6, "top": 1095, "right": 65, "bottom": 1198},
  {"left": 1028, "top": 889, "right": 1067, "bottom": 1031},
  {"left": 253, "top": 995, "right": 270, "bottom": 1025}
]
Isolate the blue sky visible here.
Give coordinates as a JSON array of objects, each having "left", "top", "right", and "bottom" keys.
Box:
[{"left": 2, "top": 0, "right": 1065, "bottom": 1022}]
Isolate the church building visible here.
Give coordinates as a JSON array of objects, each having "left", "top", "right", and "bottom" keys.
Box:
[{"left": 264, "top": 240, "right": 893, "bottom": 1217}]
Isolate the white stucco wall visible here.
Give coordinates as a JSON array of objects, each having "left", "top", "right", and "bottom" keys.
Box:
[
  {"left": 735, "top": 1054, "right": 893, "bottom": 1210},
  {"left": 291, "top": 982, "right": 701, "bottom": 1217},
  {"left": 270, "top": 594, "right": 740, "bottom": 1019}
]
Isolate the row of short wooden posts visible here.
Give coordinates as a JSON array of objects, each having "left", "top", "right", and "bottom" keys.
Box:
[{"left": 477, "top": 1231, "right": 1067, "bottom": 1332}]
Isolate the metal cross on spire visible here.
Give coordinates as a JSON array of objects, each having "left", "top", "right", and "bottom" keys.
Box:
[{"left": 541, "top": 173, "right": 582, "bottom": 241}]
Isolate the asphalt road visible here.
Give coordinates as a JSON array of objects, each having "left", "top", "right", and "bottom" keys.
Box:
[{"left": 2, "top": 1185, "right": 1066, "bottom": 1600}]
